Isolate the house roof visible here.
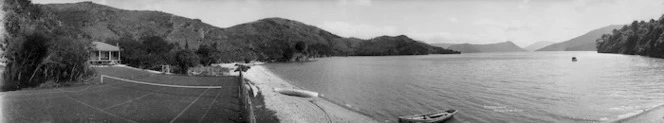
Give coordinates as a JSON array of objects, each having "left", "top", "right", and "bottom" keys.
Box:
[{"left": 93, "top": 42, "right": 120, "bottom": 51}]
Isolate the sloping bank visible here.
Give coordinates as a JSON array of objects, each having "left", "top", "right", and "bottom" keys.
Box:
[
  {"left": 613, "top": 104, "right": 664, "bottom": 123},
  {"left": 242, "top": 65, "right": 378, "bottom": 123}
]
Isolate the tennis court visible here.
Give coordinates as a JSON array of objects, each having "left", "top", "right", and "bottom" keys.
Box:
[{"left": 1, "top": 67, "right": 243, "bottom": 123}]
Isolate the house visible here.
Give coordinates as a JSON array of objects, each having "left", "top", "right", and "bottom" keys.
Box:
[{"left": 90, "top": 42, "right": 121, "bottom": 65}]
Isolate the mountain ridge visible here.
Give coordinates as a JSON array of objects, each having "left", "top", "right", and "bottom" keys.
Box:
[
  {"left": 536, "top": 25, "right": 623, "bottom": 51},
  {"left": 37, "top": 2, "right": 459, "bottom": 62},
  {"left": 446, "top": 41, "right": 526, "bottom": 53},
  {"left": 524, "top": 41, "right": 554, "bottom": 51}
]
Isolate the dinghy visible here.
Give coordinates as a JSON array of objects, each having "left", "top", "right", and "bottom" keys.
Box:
[
  {"left": 398, "top": 109, "right": 457, "bottom": 123},
  {"left": 245, "top": 82, "right": 259, "bottom": 97},
  {"left": 273, "top": 88, "right": 319, "bottom": 98}
]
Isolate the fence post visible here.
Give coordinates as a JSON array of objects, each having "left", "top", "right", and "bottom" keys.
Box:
[{"left": 238, "top": 68, "right": 256, "bottom": 123}]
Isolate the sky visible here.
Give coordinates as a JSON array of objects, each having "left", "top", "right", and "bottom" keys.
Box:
[{"left": 33, "top": 0, "right": 664, "bottom": 47}]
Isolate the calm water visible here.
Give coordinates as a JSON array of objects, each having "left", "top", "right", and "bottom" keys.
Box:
[{"left": 266, "top": 51, "right": 664, "bottom": 123}]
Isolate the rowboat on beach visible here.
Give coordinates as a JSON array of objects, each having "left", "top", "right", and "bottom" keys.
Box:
[
  {"left": 273, "top": 88, "right": 319, "bottom": 98},
  {"left": 398, "top": 109, "right": 457, "bottom": 123}
]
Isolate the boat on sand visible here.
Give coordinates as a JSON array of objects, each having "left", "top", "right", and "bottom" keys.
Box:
[
  {"left": 273, "top": 88, "right": 319, "bottom": 98},
  {"left": 398, "top": 109, "right": 457, "bottom": 123}
]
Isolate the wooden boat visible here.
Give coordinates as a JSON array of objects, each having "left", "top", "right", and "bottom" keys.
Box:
[
  {"left": 273, "top": 88, "right": 319, "bottom": 98},
  {"left": 398, "top": 109, "right": 457, "bottom": 123}
]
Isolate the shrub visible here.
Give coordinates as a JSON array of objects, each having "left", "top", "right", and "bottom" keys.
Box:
[{"left": 175, "top": 49, "right": 200, "bottom": 74}]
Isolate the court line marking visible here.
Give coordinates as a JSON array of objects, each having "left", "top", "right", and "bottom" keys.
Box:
[
  {"left": 58, "top": 84, "right": 98, "bottom": 93},
  {"left": 170, "top": 88, "right": 210, "bottom": 123},
  {"left": 101, "top": 87, "right": 167, "bottom": 110},
  {"left": 101, "top": 75, "right": 223, "bottom": 89},
  {"left": 66, "top": 96, "right": 138, "bottom": 123},
  {"left": 198, "top": 89, "right": 223, "bottom": 122}
]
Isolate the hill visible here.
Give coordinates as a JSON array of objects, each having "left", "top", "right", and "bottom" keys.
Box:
[
  {"left": 38, "top": 2, "right": 459, "bottom": 61},
  {"left": 524, "top": 41, "right": 554, "bottom": 51},
  {"left": 430, "top": 43, "right": 456, "bottom": 48},
  {"left": 537, "top": 25, "right": 623, "bottom": 51},
  {"left": 447, "top": 41, "right": 526, "bottom": 53},
  {"left": 596, "top": 15, "right": 664, "bottom": 58},
  {"left": 355, "top": 35, "right": 459, "bottom": 56}
]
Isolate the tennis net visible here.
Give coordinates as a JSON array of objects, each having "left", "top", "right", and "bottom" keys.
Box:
[{"left": 100, "top": 75, "right": 223, "bottom": 89}]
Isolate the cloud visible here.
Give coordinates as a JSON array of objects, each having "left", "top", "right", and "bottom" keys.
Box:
[
  {"left": 338, "top": 0, "right": 371, "bottom": 6},
  {"left": 472, "top": 19, "right": 509, "bottom": 29},
  {"left": 518, "top": 0, "right": 530, "bottom": 9},
  {"left": 447, "top": 17, "right": 459, "bottom": 23},
  {"left": 318, "top": 21, "right": 398, "bottom": 39}
]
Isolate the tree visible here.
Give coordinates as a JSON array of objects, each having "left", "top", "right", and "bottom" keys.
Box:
[
  {"left": 175, "top": 49, "right": 200, "bottom": 74},
  {"left": 196, "top": 44, "right": 216, "bottom": 65},
  {"left": 3, "top": 33, "right": 51, "bottom": 90},
  {"left": 142, "top": 36, "right": 171, "bottom": 54},
  {"left": 294, "top": 41, "right": 307, "bottom": 53}
]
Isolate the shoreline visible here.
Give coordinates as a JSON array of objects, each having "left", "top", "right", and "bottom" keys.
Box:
[
  {"left": 613, "top": 103, "right": 664, "bottom": 123},
  {"left": 242, "top": 65, "right": 379, "bottom": 123}
]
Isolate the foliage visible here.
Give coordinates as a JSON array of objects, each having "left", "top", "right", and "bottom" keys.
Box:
[
  {"left": 2, "top": 33, "right": 50, "bottom": 90},
  {"left": 597, "top": 14, "right": 664, "bottom": 58},
  {"left": 196, "top": 44, "right": 216, "bottom": 65},
  {"left": 16, "top": 2, "right": 462, "bottom": 75},
  {"left": 355, "top": 35, "right": 460, "bottom": 56},
  {"left": 294, "top": 41, "right": 307, "bottom": 53},
  {"left": 2, "top": 0, "right": 96, "bottom": 91},
  {"left": 175, "top": 49, "right": 200, "bottom": 74},
  {"left": 112, "top": 36, "right": 175, "bottom": 70}
]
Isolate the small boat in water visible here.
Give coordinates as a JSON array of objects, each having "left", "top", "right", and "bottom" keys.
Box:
[{"left": 398, "top": 109, "right": 457, "bottom": 123}]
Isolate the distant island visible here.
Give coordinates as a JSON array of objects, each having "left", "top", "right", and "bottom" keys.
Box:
[
  {"left": 537, "top": 25, "right": 623, "bottom": 51},
  {"left": 597, "top": 15, "right": 664, "bottom": 58},
  {"left": 437, "top": 41, "right": 526, "bottom": 53}
]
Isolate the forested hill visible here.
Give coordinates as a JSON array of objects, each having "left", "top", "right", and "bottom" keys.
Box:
[
  {"left": 537, "top": 25, "right": 622, "bottom": 51},
  {"left": 39, "top": 2, "right": 459, "bottom": 61},
  {"left": 596, "top": 14, "right": 664, "bottom": 58}
]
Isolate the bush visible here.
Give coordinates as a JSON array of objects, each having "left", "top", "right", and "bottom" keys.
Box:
[
  {"left": 175, "top": 49, "right": 200, "bottom": 74},
  {"left": 114, "top": 36, "right": 175, "bottom": 70},
  {"left": 2, "top": 33, "right": 50, "bottom": 91},
  {"left": 196, "top": 44, "right": 215, "bottom": 65},
  {"left": 2, "top": 32, "right": 95, "bottom": 91},
  {"left": 1, "top": 0, "right": 96, "bottom": 91}
]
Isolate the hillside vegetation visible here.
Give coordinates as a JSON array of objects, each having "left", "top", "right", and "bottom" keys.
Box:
[
  {"left": 40, "top": 2, "right": 458, "bottom": 61},
  {"left": 596, "top": 14, "right": 664, "bottom": 58},
  {"left": 2, "top": 0, "right": 96, "bottom": 91},
  {"left": 2, "top": 1, "right": 459, "bottom": 90},
  {"left": 537, "top": 25, "right": 622, "bottom": 51}
]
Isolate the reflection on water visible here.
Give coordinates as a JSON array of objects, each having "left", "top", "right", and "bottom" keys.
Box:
[{"left": 266, "top": 51, "right": 664, "bottom": 122}]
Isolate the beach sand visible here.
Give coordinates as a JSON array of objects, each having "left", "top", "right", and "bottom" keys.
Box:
[
  {"left": 614, "top": 104, "right": 664, "bottom": 123},
  {"left": 242, "top": 65, "right": 378, "bottom": 123}
]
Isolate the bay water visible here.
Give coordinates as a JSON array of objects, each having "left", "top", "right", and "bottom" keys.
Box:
[{"left": 266, "top": 51, "right": 664, "bottom": 122}]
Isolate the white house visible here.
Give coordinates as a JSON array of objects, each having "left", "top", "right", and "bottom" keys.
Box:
[{"left": 90, "top": 42, "right": 121, "bottom": 64}]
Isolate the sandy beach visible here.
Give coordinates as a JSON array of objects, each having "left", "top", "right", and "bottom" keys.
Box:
[
  {"left": 241, "top": 65, "right": 378, "bottom": 123},
  {"left": 614, "top": 104, "right": 664, "bottom": 123}
]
